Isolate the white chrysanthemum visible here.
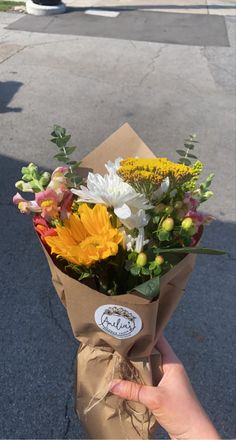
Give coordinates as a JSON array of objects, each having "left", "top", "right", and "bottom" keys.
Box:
[
  {"left": 120, "top": 208, "right": 150, "bottom": 230},
  {"left": 105, "top": 157, "right": 123, "bottom": 175},
  {"left": 71, "top": 171, "right": 153, "bottom": 226},
  {"left": 153, "top": 177, "right": 170, "bottom": 200},
  {"left": 125, "top": 228, "right": 149, "bottom": 253}
]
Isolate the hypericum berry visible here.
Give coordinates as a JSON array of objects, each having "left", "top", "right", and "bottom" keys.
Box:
[
  {"left": 162, "top": 217, "right": 174, "bottom": 232},
  {"left": 174, "top": 201, "right": 183, "bottom": 210},
  {"left": 165, "top": 205, "right": 174, "bottom": 215},
  {"left": 181, "top": 217, "right": 193, "bottom": 231},
  {"left": 136, "top": 252, "right": 147, "bottom": 267},
  {"left": 155, "top": 255, "right": 164, "bottom": 265},
  {"left": 154, "top": 203, "right": 166, "bottom": 213}
]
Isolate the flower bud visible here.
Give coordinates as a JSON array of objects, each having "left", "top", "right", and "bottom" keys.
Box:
[
  {"left": 15, "top": 180, "right": 33, "bottom": 192},
  {"left": 154, "top": 203, "right": 166, "bottom": 214},
  {"left": 174, "top": 201, "right": 183, "bottom": 210},
  {"left": 181, "top": 217, "right": 193, "bottom": 231},
  {"left": 136, "top": 252, "right": 147, "bottom": 267},
  {"left": 165, "top": 205, "right": 174, "bottom": 215},
  {"left": 15, "top": 180, "right": 24, "bottom": 190},
  {"left": 40, "top": 172, "right": 51, "bottom": 186},
  {"left": 28, "top": 163, "right": 38, "bottom": 172},
  {"left": 204, "top": 191, "right": 213, "bottom": 199},
  {"left": 155, "top": 255, "right": 164, "bottom": 265},
  {"left": 162, "top": 217, "right": 174, "bottom": 232}
]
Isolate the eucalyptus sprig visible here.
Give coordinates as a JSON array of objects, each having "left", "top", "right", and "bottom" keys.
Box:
[
  {"left": 176, "top": 134, "right": 199, "bottom": 166},
  {"left": 51, "top": 125, "right": 82, "bottom": 188}
]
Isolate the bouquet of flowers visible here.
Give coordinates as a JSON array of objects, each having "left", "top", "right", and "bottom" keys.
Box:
[{"left": 13, "top": 124, "right": 224, "bottom": 439}]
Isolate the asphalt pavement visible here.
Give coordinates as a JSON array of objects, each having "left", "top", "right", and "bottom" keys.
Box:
[{"left": 0, "top": 7, "right": 235, "bottom": 439}]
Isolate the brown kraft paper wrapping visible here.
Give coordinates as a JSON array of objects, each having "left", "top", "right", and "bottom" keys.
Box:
[
  {"left": 40, "top": 124, "right": 197, "bottom": 439},
  {"left": 42, "top": 244, "right": 196, "bottom": 439}
]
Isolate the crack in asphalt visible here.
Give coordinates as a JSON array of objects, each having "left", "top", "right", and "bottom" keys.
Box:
[
  {"left": 138, "top": 44, "right": 167, "bottom": 86},
  {"left": 0, "top": 44, "right": 27, "bottom": 65},
  {"left": 62, "top": 350, "right": 78, "bottom": 439},
  {"left": 47, "top": 289, "right": 76, "bottom": 343}
]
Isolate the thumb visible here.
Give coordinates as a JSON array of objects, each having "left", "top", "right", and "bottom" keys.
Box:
[{"left": 110, "top": 380, "right": 160, "bottom": 411}]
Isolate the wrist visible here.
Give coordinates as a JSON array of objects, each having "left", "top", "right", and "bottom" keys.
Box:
[{"left": 169, "top": 413, "right": 220, "bottom": 440}]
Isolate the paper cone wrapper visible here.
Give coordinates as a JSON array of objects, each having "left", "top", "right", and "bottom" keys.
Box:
[{"left": 40, "top": 124, "right": 197, "bottom": 439}]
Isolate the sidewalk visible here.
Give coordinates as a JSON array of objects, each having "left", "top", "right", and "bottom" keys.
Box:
[{"left": 63, "top": 0, "right": 236, "bottom": 16}]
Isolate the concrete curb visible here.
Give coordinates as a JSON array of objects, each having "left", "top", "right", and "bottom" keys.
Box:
[{"left": 26, "top": 0, "right": 66, "bottom": 15}]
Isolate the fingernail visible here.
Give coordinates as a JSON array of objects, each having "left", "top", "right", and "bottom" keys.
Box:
[{"left": 109, "top": 380, "right": 122, "bottom": 394}]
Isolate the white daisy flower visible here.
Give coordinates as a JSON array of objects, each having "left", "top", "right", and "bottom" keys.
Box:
[{"left": 71, "top": 170, "right": 153, "bottom": 226}]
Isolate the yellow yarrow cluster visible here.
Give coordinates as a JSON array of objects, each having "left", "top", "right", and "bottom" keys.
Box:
[{"left": 118, "top": 157, "right": 195, "bottom": 186}]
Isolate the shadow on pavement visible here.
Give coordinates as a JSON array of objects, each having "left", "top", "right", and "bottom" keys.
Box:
[
  {"left": 0, "top": 81, "right": 23, "bottom": 114},
  {"left": 0, "top": 154, "right": 235, "bottom": 439},
  {"left": 6, "top": 10, "right": 229, "bottom": 47}
]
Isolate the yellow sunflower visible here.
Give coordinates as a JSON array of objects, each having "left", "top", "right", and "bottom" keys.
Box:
[{"left": 45, "top": 203, "right": 123, "bottom": 267}]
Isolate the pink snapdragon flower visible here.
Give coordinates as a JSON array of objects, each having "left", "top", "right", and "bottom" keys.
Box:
[
  {"left": 12, "top": 193, "right": 41, "bottom": 214},
  {"left": 47, "top": 166, "right": 69, "bottom": 202},
  {"left": 35, "top": 188, "right": 59, "bottom": 220},
  {"left": 184, "top": 192, "right": 199, "bottom": 211},
  {"left": 183, "top": 210, "right": 214, "bottom": 246},
  {"left": 13, "top": 166, "right": 72, "bottom": 221},
  {"left": 186, "top": 210, "right": 214, "bottom": 227},
  {"left": 60, "top": 191, "right": 73, "bottom": 220}
]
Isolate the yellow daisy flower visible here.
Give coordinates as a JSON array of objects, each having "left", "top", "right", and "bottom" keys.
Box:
[{"left": 45, "top": 203, "right": 123, "bottom": 267}]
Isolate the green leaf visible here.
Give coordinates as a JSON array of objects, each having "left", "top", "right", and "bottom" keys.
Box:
[
  {"left": 149, "top": 261, "right": 157, "bottom": 270},
  {"left": 73, "top": 176, "right": 83, "bottom": 184},
  {"left": 141, "top": 267, "right": 150, "bottom": 276},
  {"left": 130, "top": 266, "right": 141, "bottom": 276},
  {"left": 128, "top": 252, "right": 137, "bottom": 262},
  {"left": 187, "top": 153, "right": 198, "bottom": 159},
  {"left": 79, "top": 272, "right": 92, "bottom": 281},
  {"left": 55, "top": 138, "right": 67, "bottom": 148},
  {"left": 52, "top": 125, "right": 66, "bottom": 137},
  {"left": 65, "top": 146, "right": 76, "bottom": 155},
  {"left": 179, "top": 158, "right": 191, "bottom": 166},
  {"left": 66, "top": 160, "right": 77, "bottom": 165},
  {"left": 153, "top": 265, "right": 162, "bottom": 276},
  {"left": 153, "top": 215, "right": 161, "bottom": 225},
  {"left": 158, "top": 230, "right": 170, "bottom": 241},
  {"left": 157, "top": 247, "right": 226, "bottom": 255},
  {"left": 63, "top": 134, "right": 71, "bottom": 143},
  {"left": 205, "top": 173, "right": 214, "bottom": 188},
  {"left": 135, "top": 276, "right": 160, "bottom": 299},
  {"left": 54, "top": 153, "right": 67, "bottom": 160},
  {"left": 184, "top": 143, "right": 194, "bottom": 150},
  {"left": 176, "top": 149, "right": 186, "bottom": 157}
]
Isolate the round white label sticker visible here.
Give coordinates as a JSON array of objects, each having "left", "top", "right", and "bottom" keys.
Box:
[{"left": 94, "top": 304, "right": 142, "bottom": 340}]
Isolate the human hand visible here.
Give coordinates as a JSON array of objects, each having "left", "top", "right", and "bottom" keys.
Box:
[{"left": 110, "top": 335, "right": 220, "bottom": 440}]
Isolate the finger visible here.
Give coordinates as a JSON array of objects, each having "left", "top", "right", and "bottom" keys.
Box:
[
  {"left": 110, "top": 380, "right": 160, "bottom": 411},
  {"left": 157, "top": 335, "right": 181, "bottom": 365}
]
